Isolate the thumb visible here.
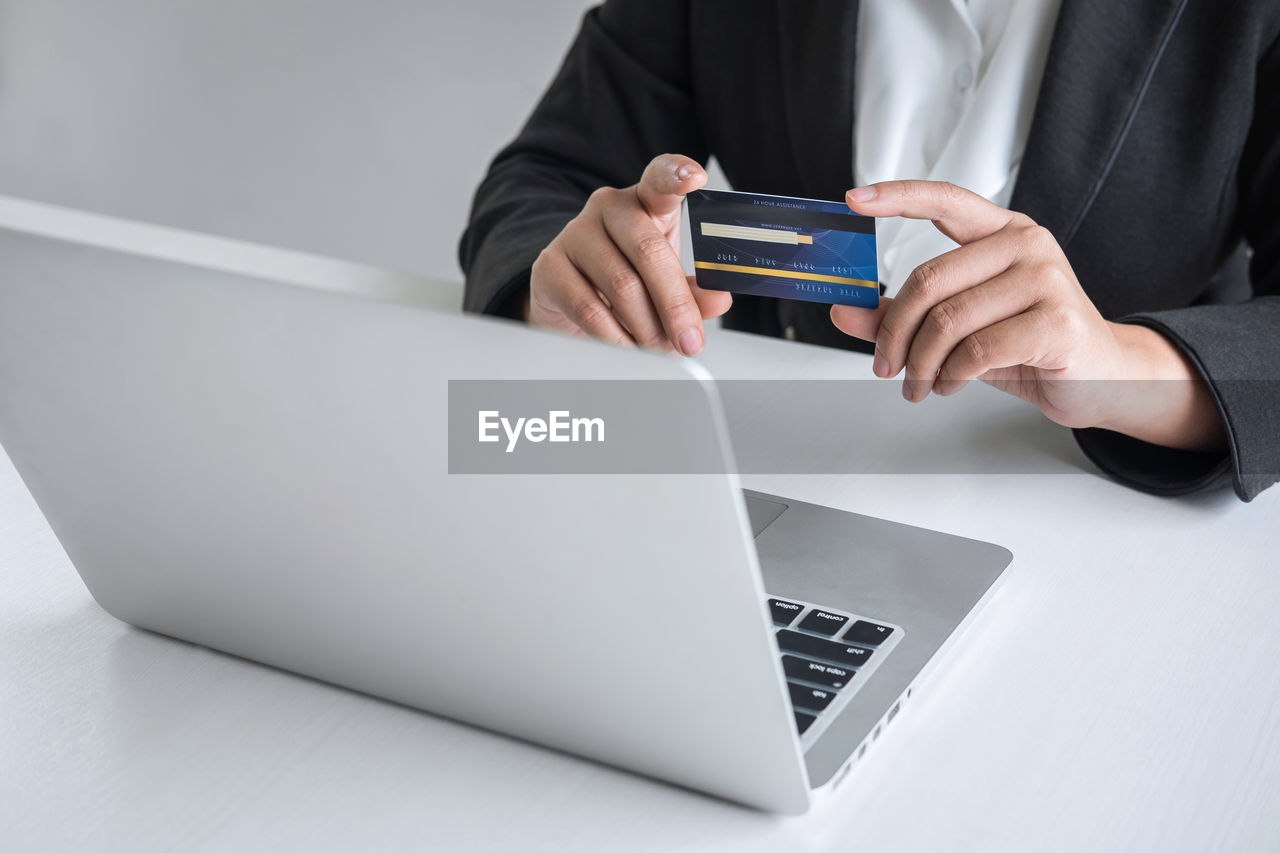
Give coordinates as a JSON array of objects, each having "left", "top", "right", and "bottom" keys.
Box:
[
  {"left": 636, "top": 153, "right": 707, "bottom": 219},
  {"left": 830, "top": 297, "right": 893, "bottom": 343},
  {"left": 689, "top": 275, "right": 733, "bottom": 320}
]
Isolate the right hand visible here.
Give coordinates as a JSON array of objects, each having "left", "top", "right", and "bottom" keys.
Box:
[{"left": 527, "top": 154, "right": 732, "bottom": 356}]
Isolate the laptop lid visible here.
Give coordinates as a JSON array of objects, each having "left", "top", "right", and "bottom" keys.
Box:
[{"left": 0, "top": 221, "right": 813, "bottom": 813}]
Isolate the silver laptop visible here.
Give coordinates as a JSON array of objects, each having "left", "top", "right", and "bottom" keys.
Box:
[{"left": 0, "top": 219, "right": 1011, "bottom": 814}]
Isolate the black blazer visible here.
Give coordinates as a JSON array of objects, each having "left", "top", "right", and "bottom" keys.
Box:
[{"left": 460, "top": 0, "right": 1280, "bottom": 501}]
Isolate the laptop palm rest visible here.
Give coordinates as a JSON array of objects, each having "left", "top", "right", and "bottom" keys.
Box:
[
  {"left": 744, "top": 493, "right": 789, "bottom": 538},
  {"left": 745, "top": 489, "right": 1011, "bottom": 787}
]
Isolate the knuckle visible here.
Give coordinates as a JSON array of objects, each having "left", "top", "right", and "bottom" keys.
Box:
[
  {"left": 925, "top": 299, "right": 963, "bottom": 337},
  {"left": 558, "top": 214, "right": 591, "bottom": 243},
  {"left": 587, "top": 186, "right": 617, "bottom": 209},
  {"left": 1030, "top": 259, "right": 1068, "bottom": 292},
  {"left": 606, "top": 266, "right": 645, "bottom": 302},
  {"left": 1024, "top": 224, "right": 1058, "bottom": 254},
  {"left": 531, "top": 247, "right": 564, "bottom": 293},
  {"left": 637, "top": 327, "right": 670, "bottom": 349},
  {"left": 909, "top": 260, "right": 946, "bottom": 301},
  {"left": 961, "top": 333, "right": 988, "bottom": 366},
  {"left": 1053, "top": 305, "right": 1086, "bottom": 339},
  {"left": 530, "top": 248, "right": 551, "bottom": 281},
  {"left": 657, "top": 289, "right": 697, "bottom": 321},
  {"left": 938, "top": 181, "right": 966, "bottom": 203},
  {"left": 1008, "top": 211, "right": 1036, "bottom": 230},
  {"left": 570, "top": 297, "right": 610, "bottom": 331},
  {"left": 634, "top": 233, "right": 672, "bottom": 264},
  {"left": 893, "top": 179, "right": 919, "bottom": 201}
]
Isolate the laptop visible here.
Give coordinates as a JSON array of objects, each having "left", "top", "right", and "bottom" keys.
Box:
[{"left": 0, "top": 210, "right": 1012, "bottom": 814}]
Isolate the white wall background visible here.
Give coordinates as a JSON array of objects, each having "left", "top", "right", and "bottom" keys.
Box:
[{"left": 0, "top": 1, "right": 599, "bottom": 284}]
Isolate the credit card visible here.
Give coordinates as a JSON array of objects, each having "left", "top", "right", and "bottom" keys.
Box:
[{"left": 686, "top": 188, "right": 878, "bottom": 307}]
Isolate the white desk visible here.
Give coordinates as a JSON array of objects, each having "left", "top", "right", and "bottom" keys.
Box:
[{"left": 3, "top": 324, "right": 1278, "bottom": 852}]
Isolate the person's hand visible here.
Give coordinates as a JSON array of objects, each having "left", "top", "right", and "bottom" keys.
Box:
[
  {"left": 831, "top": 180, "right": 1225, "bottom": 451},
  {"left": 527, "top": 154, "right": 732, "bottom": 355}
]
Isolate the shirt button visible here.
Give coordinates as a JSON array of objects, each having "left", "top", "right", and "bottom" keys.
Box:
[{"left": 953, "top": 64, "right": 974, "bottom": 89}]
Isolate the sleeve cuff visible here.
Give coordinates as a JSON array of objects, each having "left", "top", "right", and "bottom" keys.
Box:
[
  {"left": 479, "top": 269, "right": 532, "bottom": 321},
  {"left": 1072, "top": 427, "right": 1234, "bottom": 497},
  {"left": 1076, "top": 315, "right": 1250, "bottom": 501}
]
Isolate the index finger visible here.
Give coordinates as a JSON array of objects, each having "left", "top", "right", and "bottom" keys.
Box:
[
  {"left": 601, "top": 205, "right": 706, "bottom": 356},
  {"left": 845, "top": 180, "right": 1019, "bottom": 244}
]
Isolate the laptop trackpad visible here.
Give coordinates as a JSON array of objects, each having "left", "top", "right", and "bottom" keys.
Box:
[{"left": 743, "top": 493, "right": 789, "bottom": 539}]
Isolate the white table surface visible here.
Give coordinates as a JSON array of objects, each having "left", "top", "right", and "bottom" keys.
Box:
[{"left": 3, "top": 321, "right": 1279, "bottom": 853}]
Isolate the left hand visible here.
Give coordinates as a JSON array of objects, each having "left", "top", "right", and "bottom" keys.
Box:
[{"left": 830, "top": 180, "right": 1225, "bottom": 450}]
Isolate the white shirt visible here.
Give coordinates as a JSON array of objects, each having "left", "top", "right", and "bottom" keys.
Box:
[{"left": 855, "top": 0, "right": 1062, "bottom": 295}]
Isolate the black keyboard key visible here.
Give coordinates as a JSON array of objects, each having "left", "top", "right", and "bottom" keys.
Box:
[
  {"left": 844, "top": 620, "right": 894, "bottom": 646},
  {"left": 788, "top": 681, "right": 837, "bottom": 712},
  {"left": 794, "top": 711, "right": 817, "bottom": 734},
  {"left": 776, "top": 630, "right": 874, "bottom": 667},
  {"left": 782, "top": 655, "right": 854, "bottom": 689},
  {"left": 767, "top": 598, "right": 804, "bottom": 627},
  {"left": 797, "top": 608, "right": 849, "bottom": 636}
]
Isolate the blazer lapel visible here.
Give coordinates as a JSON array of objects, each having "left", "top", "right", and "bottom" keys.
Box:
[
  {"left": 1012, "top": 0, "right": 1190, "bottom": 246},
  {"left": 774, "top": 1, "right": 859, "bottom": 201}
]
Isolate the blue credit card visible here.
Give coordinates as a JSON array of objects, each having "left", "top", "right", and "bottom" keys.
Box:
[{"left": 687, "top": 188, "right": 879, "bottom": 308}]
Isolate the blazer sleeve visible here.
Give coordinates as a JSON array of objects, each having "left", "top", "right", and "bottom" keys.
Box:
[
  {"left": 1073, "top": 32, "right": 1280, "bottom": 502},
  {"left": 457, "top": 0, "right": 708, "bottom": 319}
]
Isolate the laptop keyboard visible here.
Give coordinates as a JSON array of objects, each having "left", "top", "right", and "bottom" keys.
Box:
[{"left": 767, "top": 597, "right": 899, "bottom": 737}]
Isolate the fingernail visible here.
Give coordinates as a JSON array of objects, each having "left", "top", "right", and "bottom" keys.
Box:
[
  {"left": 872, "top": 351, "right": 888, "bottom": 377},
  {"left": 676, "top": 165, "right": 695, "bottom": 181},
  {"left": 847, "top": 185, "right": 877, "bottom": 203},
  {"left": 902, "top": 381, "right": 916, "bottom": 402},
  {"left": 678, "top": 327, "right": 703, "bottom": 356}
]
